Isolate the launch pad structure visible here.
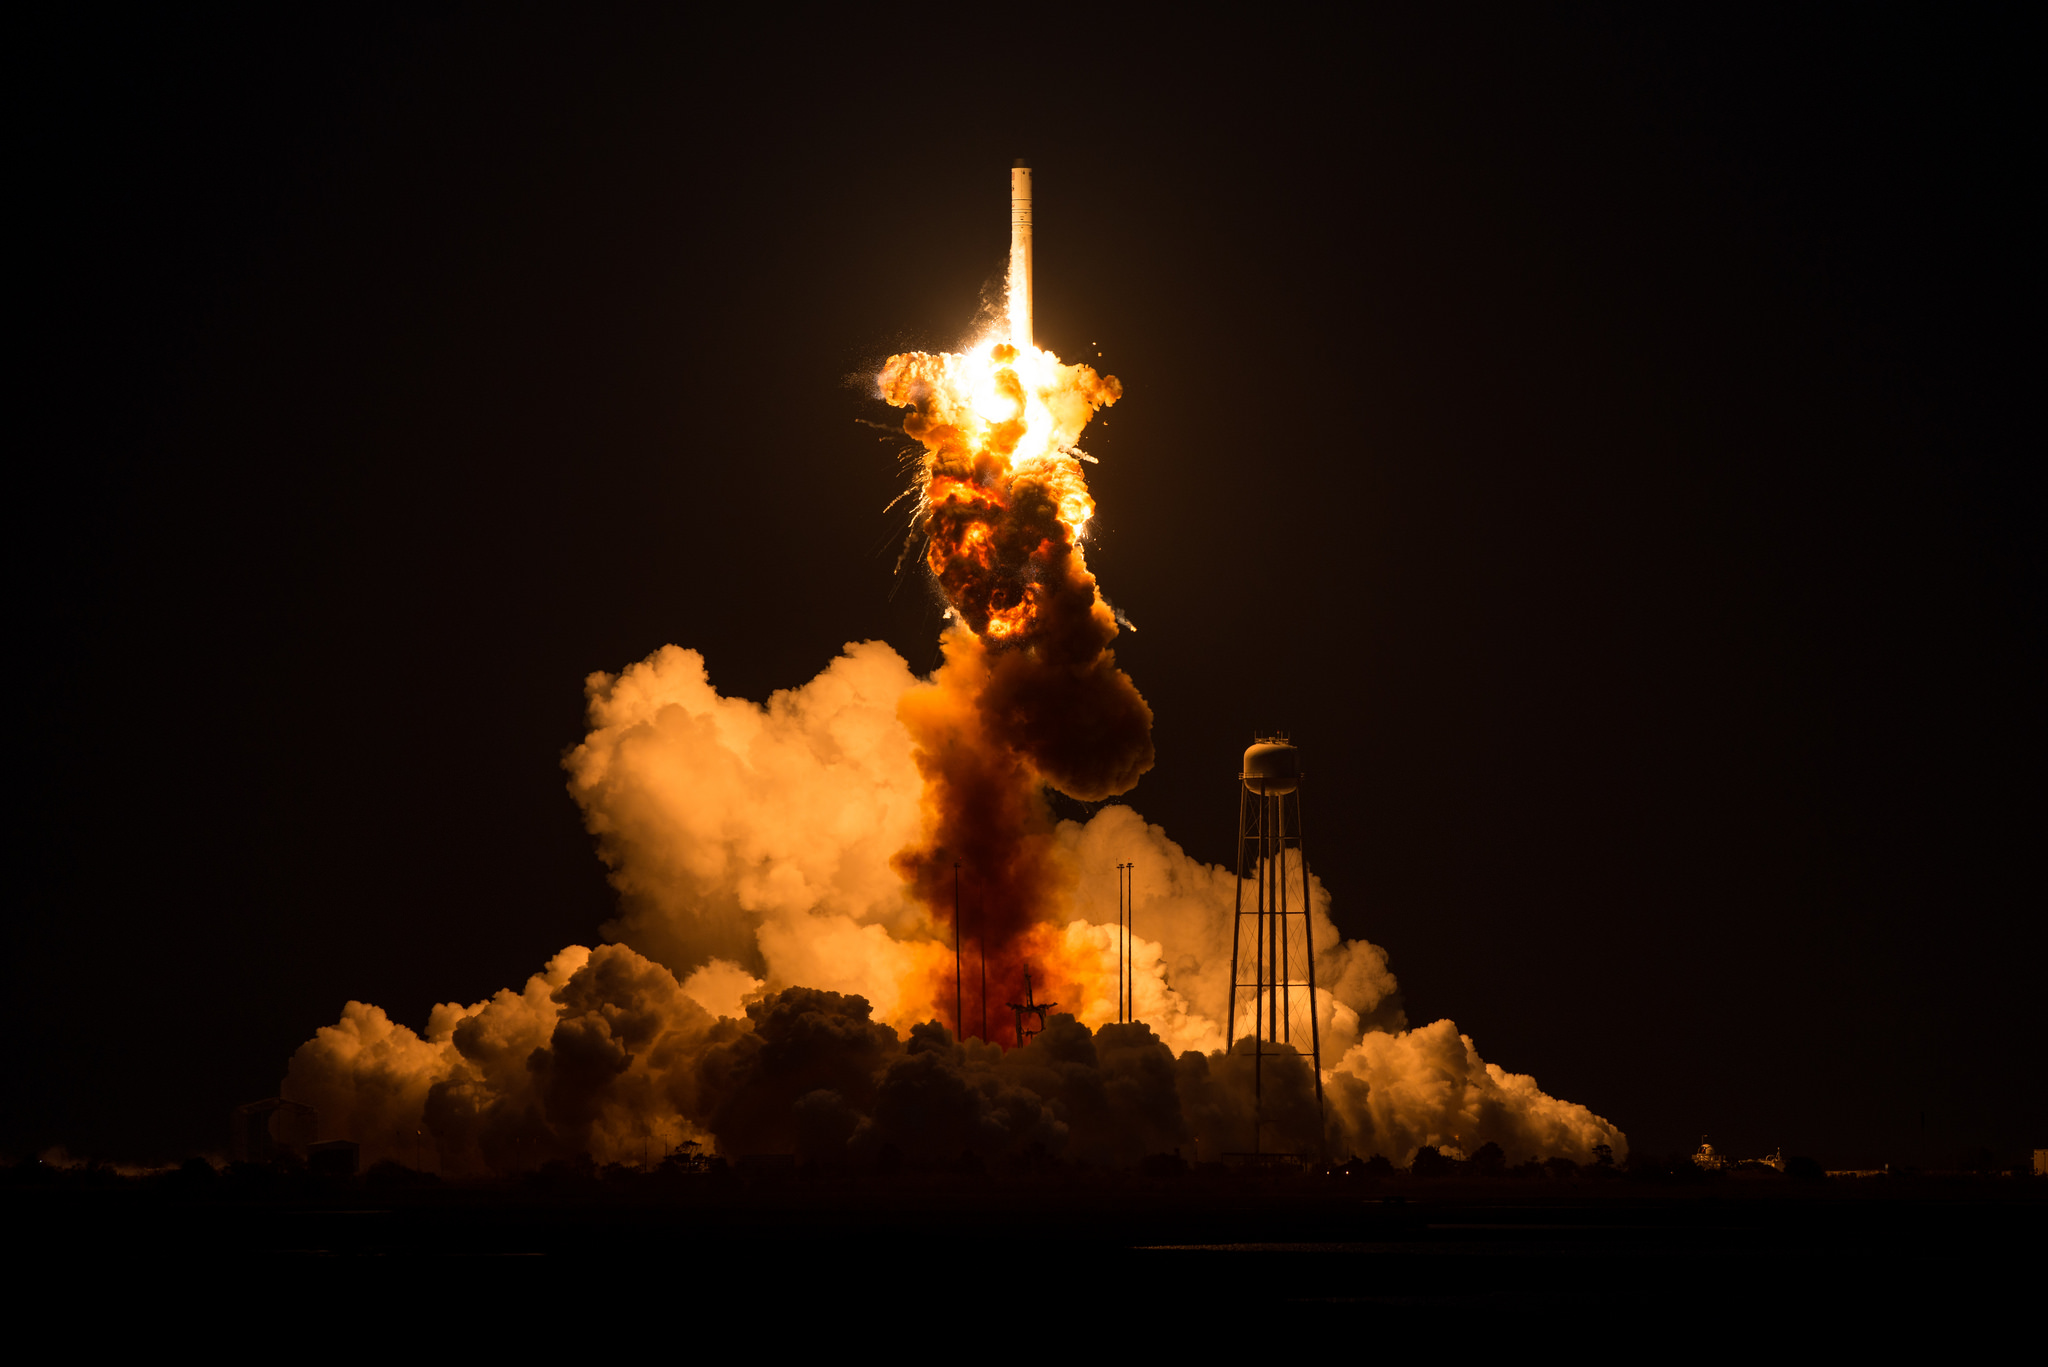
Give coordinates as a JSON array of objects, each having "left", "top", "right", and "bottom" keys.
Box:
[
  {"left": 1008, "top": 966, "right": 1055, "bottom": 1048},
  {"left": 1227, "top": 735, "right": 1325, "bottom": 1154}
]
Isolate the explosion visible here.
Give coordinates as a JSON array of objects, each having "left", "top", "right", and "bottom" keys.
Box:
[
  {"left": 880, "top": 329, "right": 1153, "bottom": 1043},
  {"left": 282, "top": 167, "right": 1625, "bottom": 1175}
]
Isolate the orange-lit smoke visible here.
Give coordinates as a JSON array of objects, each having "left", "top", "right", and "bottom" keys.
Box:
[
  {"left": 281, "top": 302, "right": 1626, "bottom": 1171},
  {"left": 286, "top": 640, "right": 1626, "bottom": 1172},
  {"left": 880, "top": 336, "right": 1151, "bottom": 1041}
]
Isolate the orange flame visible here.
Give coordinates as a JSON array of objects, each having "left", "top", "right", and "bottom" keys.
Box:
[
  {"left": 881, "top": 333, "right": 1152, "bottom": 1044},
  {"left": 882, "top": 339, "right": 1118, "bottom": 645}
]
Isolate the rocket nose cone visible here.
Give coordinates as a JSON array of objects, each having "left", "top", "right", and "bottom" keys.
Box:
[{"left": 1013, "top": 158, "right": 1031, "bottom": 168}]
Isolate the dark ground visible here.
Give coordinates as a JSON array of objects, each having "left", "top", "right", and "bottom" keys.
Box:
[{"left": 13, "top": 1161, "right": 2040, "bottom": 1316}]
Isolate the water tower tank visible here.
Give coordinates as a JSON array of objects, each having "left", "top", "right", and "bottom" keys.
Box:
[{"left": 1241, "top": 740, "right": 1299, "bottom": 794}]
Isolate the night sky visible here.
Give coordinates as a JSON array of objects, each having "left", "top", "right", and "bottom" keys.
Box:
[{"left": 12, "top": 9, "right": 2037, "bottom": 1168}]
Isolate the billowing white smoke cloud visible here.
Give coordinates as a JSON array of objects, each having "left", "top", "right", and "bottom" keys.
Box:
[
  {"left": 286, "top": 641, "right": 1624, "bottom": 1169},
  {"left": 562, "top": 642, "right": 939, "bottom": 1023},
  {"left": 1052, "top": 804, "right": 1403, "bottom": 1062},
  {"left": 286, "top": 945, "right": 724, "bottom": 1170}
]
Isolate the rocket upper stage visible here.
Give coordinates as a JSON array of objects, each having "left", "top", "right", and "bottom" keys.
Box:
[{"left": 1009, "top": 161, "right": 1032, "bottom": 350}]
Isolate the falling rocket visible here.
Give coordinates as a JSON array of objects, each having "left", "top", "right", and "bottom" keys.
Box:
[{"left": 1009, "top": 160, "right": 1032, "bottom": 349}]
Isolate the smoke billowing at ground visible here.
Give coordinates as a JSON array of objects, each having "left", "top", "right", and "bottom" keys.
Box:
[
  {"left": 285, "top": 199, "right": 1621, "bottom": 1174},
  {"left": 289, "top": 641, "right": 1624, "bottom": 1172}
]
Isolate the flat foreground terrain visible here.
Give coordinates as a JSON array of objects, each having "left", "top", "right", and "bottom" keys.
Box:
[{"left": 11, "top": 1165, "right": 2040, "bottom": 1313}]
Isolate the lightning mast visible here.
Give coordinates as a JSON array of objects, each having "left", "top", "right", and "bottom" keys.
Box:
[
  {"left": 1117, "top": 862, "right": 1136, "bottom": 1022},
  {"left": 954, "top": 861, "right": 963, "bottom": 1040}
]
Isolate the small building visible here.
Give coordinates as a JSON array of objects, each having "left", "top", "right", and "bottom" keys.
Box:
[
  {"left": 308, "top": 1139, "right": 360, "bottom": 1177},
  {"left": 230, "top": 1098, "right": 316, "bottom": 1164}
]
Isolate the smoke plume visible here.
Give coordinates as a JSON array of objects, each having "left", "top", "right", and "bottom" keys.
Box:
[
  {"left": 286, "top": 641, "right": 1625, "bottom": 1171},
  {"left": 879, "top": 339, "right": 1152, "bottom": 1033},
  {"left": 283, "top": 312, "right": 1622, "bottom": 1171}
]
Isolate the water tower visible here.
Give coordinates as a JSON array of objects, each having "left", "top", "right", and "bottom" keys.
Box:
[{"left": 1227, "top": 734, "right": 1324, "bottom": 1149}]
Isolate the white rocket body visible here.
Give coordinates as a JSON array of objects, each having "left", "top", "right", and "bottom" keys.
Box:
[{"left": 1009, "top": 163, "right": 1032, "bottom": 350}]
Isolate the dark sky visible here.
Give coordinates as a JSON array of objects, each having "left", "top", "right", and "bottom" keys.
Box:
[{"left": 12, "top": 9, "right": 2037, "bottom": 1167}]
